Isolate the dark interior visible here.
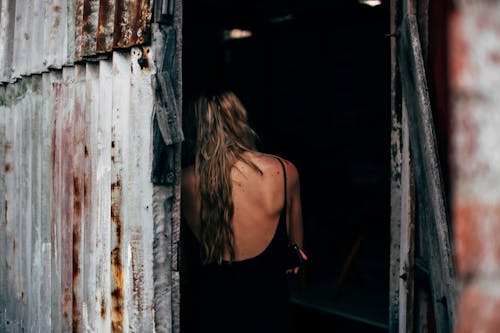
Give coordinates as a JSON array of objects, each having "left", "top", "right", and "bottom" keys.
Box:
[{"left": 181, "top": 0, "right": 391, "bottom": 331}]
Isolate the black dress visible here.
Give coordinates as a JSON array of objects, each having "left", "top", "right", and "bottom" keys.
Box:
[{"left": 186, "top": 159, "right": 293, "bottom": 333}]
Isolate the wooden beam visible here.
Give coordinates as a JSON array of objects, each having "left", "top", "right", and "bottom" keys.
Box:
[{"left": 397, "top": 14, "right": 458, "bottom": 333}]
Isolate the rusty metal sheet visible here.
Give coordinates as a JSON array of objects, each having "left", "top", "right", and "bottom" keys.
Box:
[
  {"left": 2, "top": 0, "right": 153, "bottom": 82},
  {"left": 128, "top": 46, "right": 155, "bottom": 331},
  {"left": 80, "top": 0, "right": 101, "bottom": 60},
  {"left": 112, "top": 0, "right": 152, "bottom": 49},
  {"left": 75, "top": 0, "right": 85, "bottom": 62},
  {"left": 111, "top": 51, "right": 128, "bottom": 333},
  {"left": 79, "top": 0, "right": 154, "bottom": 57},
  {"left": 72, "top": 64, "right": 86, "bottom": 332},
  {"left": 96, "top": 0, "right": 116, "bottom": 54},
  {"left": 1, "top": 49, "right": 157, "bottom": 332},
  {"left": 110, "top": 49, "right": 155, "bottom": 332}
]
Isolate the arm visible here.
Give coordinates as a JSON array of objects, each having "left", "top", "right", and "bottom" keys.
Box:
[
  {"left": 285, "top": 160, "right": 308, "bottom": 274},
  {"left": 285, "top": 160, "right": 303, "bottom": 247}
]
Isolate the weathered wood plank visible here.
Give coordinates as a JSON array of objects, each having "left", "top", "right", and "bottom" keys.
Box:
[
  {"left": 389, "top": 0, "right": 403, "bottom": 331},
  {"left": 397, "top": 14, "right": 458, "bottom": 333},
  {"left": 398, "top": 101, "right": 415, "bottom": 333}
]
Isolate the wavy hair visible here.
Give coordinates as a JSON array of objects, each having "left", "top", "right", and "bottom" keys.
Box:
[{"left": 184, "top": 89, "right": 261, "bottom": 264}]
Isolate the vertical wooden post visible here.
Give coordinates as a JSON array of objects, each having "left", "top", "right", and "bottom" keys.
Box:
[{"left": 389, "top": 0, "right": 404, "bottom": 331}]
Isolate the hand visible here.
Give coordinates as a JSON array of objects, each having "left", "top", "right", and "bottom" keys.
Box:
[{"left": 286, "top": 248, "right": 308, "bottom": 275}]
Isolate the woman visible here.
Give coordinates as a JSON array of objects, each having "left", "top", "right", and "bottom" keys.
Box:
[{"left": 181, "top": 89, "right": 307, "bottom": 333}]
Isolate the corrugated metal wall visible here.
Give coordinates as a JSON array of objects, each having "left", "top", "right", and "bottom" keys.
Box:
[
  {"left": 0, "top": 0, "right": 183, "bottom": 332},
  {"left": 0, "top": 48, "right": 157, "bottom": 332}
]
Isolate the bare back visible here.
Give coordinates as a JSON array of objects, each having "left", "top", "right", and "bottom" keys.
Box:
[{"left": 181, "top": 151, "right": 303, "bottom": 262}]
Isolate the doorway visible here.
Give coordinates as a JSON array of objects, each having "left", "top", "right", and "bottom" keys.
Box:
[{"left": 181, "top": 1, "right": 391, "bottom": 331}]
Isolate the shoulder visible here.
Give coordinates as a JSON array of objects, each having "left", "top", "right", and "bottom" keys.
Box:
[{"left": 250, "top": 152, "right": 300, "bottom": 182}]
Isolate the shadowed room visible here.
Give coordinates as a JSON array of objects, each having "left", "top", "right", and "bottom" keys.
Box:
[{"left": 180, "top": 0, "right": 391, "bottom": 331}]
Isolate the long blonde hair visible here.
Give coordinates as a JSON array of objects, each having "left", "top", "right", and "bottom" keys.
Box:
[{"left": 185, "top": 89, "right": 261, "bottom": 264}]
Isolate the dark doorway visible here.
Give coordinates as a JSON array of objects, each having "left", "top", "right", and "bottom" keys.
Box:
[{"left": 181, "top": 0, "right": 391, "bottom": 331}]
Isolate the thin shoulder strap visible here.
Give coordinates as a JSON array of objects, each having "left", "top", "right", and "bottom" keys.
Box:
[{"left": 276, "top": 157, "right": 287, "bottom": 211}]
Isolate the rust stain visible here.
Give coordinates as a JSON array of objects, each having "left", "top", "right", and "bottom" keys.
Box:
[
  {"left": 111, "top": 179, "right": 121, "bottom": 196},
  {"left": 84, "top": 145, "right": 89, "bottom": 158},
  {"left": 54, "top": 5, "right": 62, "bottom": 13},
  {"left": 72, "top": 211, "right": 81, "bottom": 333},
  {"left": 13, "top": 238, "right": 15, "bottom": 252},
  {"left": 53, "top": 16, "right": 61, "bottom": 29},
  {"left": 113, "top": 0, "right": 128, "bottom": 48},
  {"left": 130, "top": 247, "right": 143, "bottom": 312},
  {"left": 101, "top": 298, "right": 107, "bottom": 319},
  {"left": 24, "top": 32, "right": 30, "bottom": 40},
  {"left": 5, "top": 142, "right": 11, "bottom": 150},
  {"left": 138, "top": 47, "right": 149, "bottom": 70},
  {"left": 50, "top": 82, "right": 62, "bottom": 189},
  {"left": 111, "top": 245, "right": 124, "bottom": 333},
  {"left": 84, "top": 174, "right": 89, "bottom": 209},
  {"left": 96, "top": 0, "right": 114, "bottom": 52},
  {"left": 4, "top": 200, "right": 7, "bottom": 226},
  {"left": 63, "top": 289, "right": 72, "bottom": 319},
  {"left": 111, "top": 174, "right": 123, "bottom": 332},
  {"left": 73, "top": 175, "right": 82, "bottom": 218},
  {"left": 5, "top": 163, "right": 11, "bottom": 172}
]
